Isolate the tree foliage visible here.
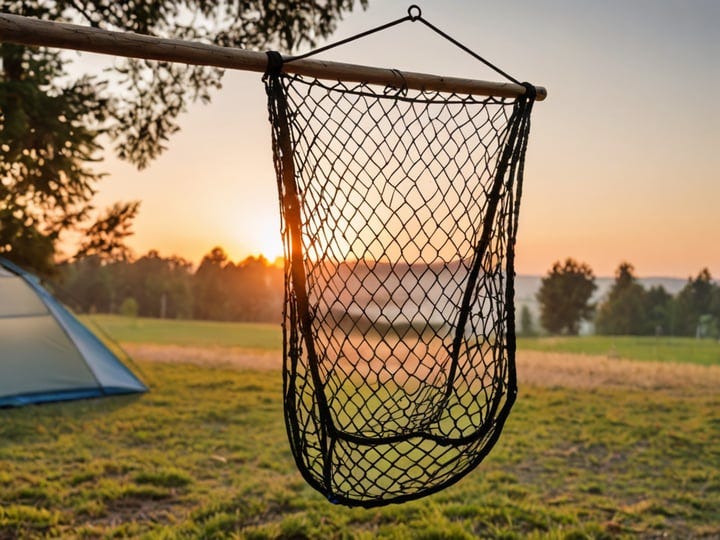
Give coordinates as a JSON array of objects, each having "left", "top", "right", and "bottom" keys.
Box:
[
  {"left": 54, "top": 247, "right": 283, "bottom": 322},
  {"left": 518, "top": 304, "right": 537, "bottom": 337},
  {"left": 193, "top": 247, "right": 231, "bottom": 321},
  {"left": 192, "top": 246, "right": 282, "bottom": 322},
  {"left": 75, "top": 202, "right": 140, "bottom": 263},
  {"left": 537, "top": 258, "right": 596, "bottom": 335},
  {"left": 674, "top": 269, "right": 720, "bottom": 337},
  {"left": 1, "top": 0, "right": 366, "bottom": 274},
  {"left": 118, "top": 250, "right": 195, "bottom": 319},
  {"left": 593, "top": 264, "right": 719, "bottom": 338},
  {"left": 0, "top": 40, "right": 107, "bottom": 274},
  {"left": 595, "top": 262, "right": 648, "bottom": 335},
  {"left": 644, "top": 285, "right": 673, "bottom": 335}
]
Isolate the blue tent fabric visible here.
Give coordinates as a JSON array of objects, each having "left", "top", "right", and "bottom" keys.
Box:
[{"left": 0, "top": 257, "right": 147, "bottom": 407}]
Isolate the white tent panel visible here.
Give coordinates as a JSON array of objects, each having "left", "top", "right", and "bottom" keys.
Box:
[
  {"left": 0, "top": 257, "right": 147, "bottom": 406},
  {"left": 0, "top": 314, "right": 98, "bottom": 396},
  {"left": 0, "top": 272, "right": 48, "bottom": 317}
]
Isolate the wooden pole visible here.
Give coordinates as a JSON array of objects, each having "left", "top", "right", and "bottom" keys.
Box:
[{"left": 0, "top": 13, "right": 546, "bottom": 100}]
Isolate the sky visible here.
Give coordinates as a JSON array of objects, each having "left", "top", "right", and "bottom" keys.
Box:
[{"left": 81, "top": 0, "right": 719, "bottom": 278}]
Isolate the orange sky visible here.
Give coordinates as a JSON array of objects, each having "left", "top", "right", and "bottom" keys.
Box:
[{"left": 84, "top": 0, "right": 719, "bottom": 278}]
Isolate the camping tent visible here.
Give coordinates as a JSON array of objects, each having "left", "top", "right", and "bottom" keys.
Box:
[{"left": 0, "top": 257, "right": 147, "bottom": 407}]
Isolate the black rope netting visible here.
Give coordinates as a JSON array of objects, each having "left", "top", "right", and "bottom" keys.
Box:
[
  {"left": 266, "top": 72, "right": 534, "bottom": 506},
  {"left": 264, "top": 6, "right": 536, "bottom": 508}
]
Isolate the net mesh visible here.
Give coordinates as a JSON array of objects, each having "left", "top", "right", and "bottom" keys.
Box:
[{"left": 265, "top": 72, "right": 534, "bottom": 507}]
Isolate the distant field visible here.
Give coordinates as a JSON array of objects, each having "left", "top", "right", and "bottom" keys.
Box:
[
  {"left": 518, "top": 335, "right": 720, "bottom": 366},
  {"left": 85, "top": 315, "right": 282, "bottom": 350},
  {"left": 86, "top": 315, "right": 720, "bottom": 366}
]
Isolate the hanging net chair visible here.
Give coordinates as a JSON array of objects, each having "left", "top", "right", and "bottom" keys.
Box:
[{"left": 265, "top": 6, "right": 538, "bottom": 507}]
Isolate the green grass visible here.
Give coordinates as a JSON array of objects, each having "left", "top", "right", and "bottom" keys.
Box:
[
  {"left": 0, "top": 315, "right": 709, "bottom": 537},
  {"left": 84, "top": 315, "right": 282, "bottom": 350},
  {"left": 1, "top": 360, "right": 718, "bottom": 539},
  {"left": 517, "top": 335, "right": 720, "bottom": 366}
]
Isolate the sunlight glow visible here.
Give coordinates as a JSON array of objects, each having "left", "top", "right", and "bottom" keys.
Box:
[{"left": 88, "top": 2, "right": 718, "bottom": 278}]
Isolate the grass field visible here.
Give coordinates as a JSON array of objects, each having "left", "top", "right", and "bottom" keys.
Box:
[
  {"left": 2, "top": 316, "right": 718, "bottom": 538},
  {"left": 86, "top": 315, "right": 282, "bottom": 350},
  {"left": 89, "top": 315, "right": 720, "bottom": 366},
  {"left": 518, "top": 335, "right": 720, "bottom": 366}
]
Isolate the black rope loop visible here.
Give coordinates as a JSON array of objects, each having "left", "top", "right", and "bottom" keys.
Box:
[
  {"left": 521, "top": 82, "right": 537, "bottom": 101},
  {"left": 384, "top": 68, "right": 409, "bottom": 96},
  {"left": 264, "top": 50, "right": 284, "bottom": 79},
  {"left": 265, "top": 71, "right": 534, "bottom": 507},
  {"left": 407, "top": 5, "right": 422, "bottom": 21}
]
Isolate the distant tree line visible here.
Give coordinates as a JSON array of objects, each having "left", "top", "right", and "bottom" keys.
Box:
[
  {"left": 50, "top": 248, "right": 720, "bottom": 336},
  {"left": 52, "top": 247, "right": 283, "bottom": 323},
  {"left": 530, "top": 258, "right": 720, "bottom": 338}
]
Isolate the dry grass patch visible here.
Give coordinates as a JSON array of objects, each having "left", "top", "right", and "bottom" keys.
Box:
[
  {"left": 123, "top": 344, "right": 283, "bottom": 371},
  {"left": 516, "top": 350, "right": 720, "bottom": 395}
]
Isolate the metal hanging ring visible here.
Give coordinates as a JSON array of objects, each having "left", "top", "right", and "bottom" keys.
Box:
[{"left": 408, "top": 5, "right": 422, "bottom": 21}]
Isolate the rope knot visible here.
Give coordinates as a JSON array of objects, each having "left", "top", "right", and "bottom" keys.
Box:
[
  {"left": 264, "top": 50, "right": 284, "bottom": 79},
  {"left": 521, "top": 82, "right": 537, "bottom": 101},
  {"left": 384, "top": 68, "right": 408, "bottom": 96}
]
